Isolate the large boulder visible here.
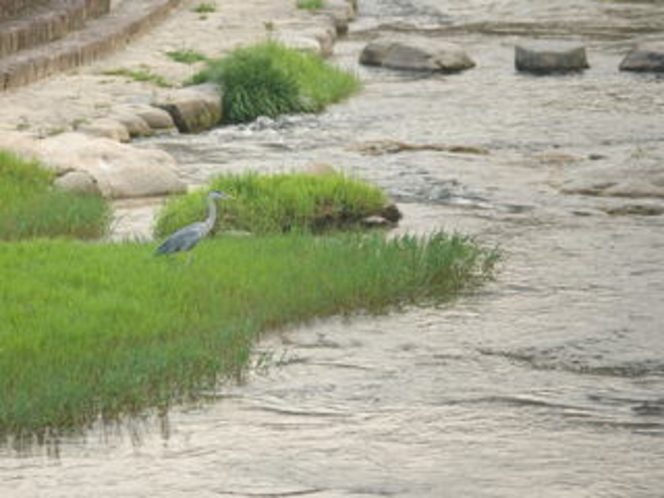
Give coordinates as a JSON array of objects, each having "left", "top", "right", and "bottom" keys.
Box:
[
  {"left": 0, "top": 132, "right": 185, "bottom": 199},
  {"left": 154, "top": 83, "right": 222, "bottom": 133},
  {"left": 360, "top": 38, "right": 476, "bottom": 73},
  {"left": 515, "top": 41, "right": 589, "bottom": 73},
  {"left": 79, "top": 118, "right": 131, "bottom": 142},
  {"left": 619, "top": 44, "right": 664, "bottom": 72}
]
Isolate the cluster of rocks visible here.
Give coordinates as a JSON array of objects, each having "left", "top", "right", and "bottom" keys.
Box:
[{"left": 359, "top": 37, "right": 664, "bottom": 74}]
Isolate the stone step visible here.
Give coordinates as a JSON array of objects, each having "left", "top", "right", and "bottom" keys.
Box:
[
  {"left": 0, "top": 0, "right": 110, "bottom": 58},
  {"left": 0, "top": 0, "right": 182, "bottom": 91}
]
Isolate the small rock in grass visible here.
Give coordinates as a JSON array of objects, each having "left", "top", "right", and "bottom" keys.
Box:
[{"left": 55, "top": 170, "right": 101, "bottom": 196}]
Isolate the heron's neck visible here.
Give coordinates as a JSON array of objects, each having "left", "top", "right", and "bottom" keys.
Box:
[{"left": 203, "top": 195, "right": 218, "bottom": 234}]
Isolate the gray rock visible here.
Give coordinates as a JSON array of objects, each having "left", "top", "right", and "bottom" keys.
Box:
[
  {"left": 110, "top": 112, "right": 153, "bottom": 138},
  {"left": 54, "top": 170, "right": 101, "bottom": 196},
  {"left": 619, "top": 44, "right": 664, "bottom": 72},
  {"left": 154, "top": 83, "right": 222, "bottom": 133},
  {"left": 515, "top": 41, "right": 589, "bottom": 73},
  {"left": 360, "top": 38, "right": 475, "bottom": 73},
  {"left": 79, "top": 118, "right": 131, "bottom": 142},
  {"left": 139, "top": 106, "right": 176, "bottom": 131}
]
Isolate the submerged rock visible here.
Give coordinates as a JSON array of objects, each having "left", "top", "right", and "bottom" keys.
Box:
[
  {"left": 350, "top": 139, "right": 489, "bottom": 156},
  {"left": 619, "top": 44, "right": 664, "bottom": 72},
  {"left": 515, "top": 41, "right": 589, "bottom": 73},
  {"left": 360, "top": 38, "right": 475, "bottom": 73}
]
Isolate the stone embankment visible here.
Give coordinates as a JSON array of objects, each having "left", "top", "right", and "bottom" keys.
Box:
[{"left": 0, "top": 0, "right": 357, "bottom": 199}]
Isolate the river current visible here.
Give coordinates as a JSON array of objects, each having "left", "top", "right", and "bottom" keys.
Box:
[{"left": 2, "top": 0, "right": 664, "bottom": 496}]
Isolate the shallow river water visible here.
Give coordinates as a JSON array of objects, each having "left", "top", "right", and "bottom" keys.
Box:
[{"left": 2, "top": 0, "right": 664, "bottom": 496}]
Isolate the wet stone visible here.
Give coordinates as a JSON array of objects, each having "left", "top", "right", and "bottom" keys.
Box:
[
  {"left": 515, "top": 41, "right": 589, "bottom": 73},
  {"left": 619, "top": 43, "right": 664, "bottom": 72},
  {"left": 360, "top": 38, "right": 476, "bottom": 73},
  {"left": 154, "top": 83, "right": 222, "bottom": 134}
]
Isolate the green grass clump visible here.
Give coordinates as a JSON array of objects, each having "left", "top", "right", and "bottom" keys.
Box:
[
  {"left": 297, "top": 0, "right": 325, "bottom": 9},
  {"left": 102, "top": 68, "right": 172, "bottom": 88},
  {"left": 165, "top": 49, "right": 209, "bottom": 65},
  {"left": 0, "top": 231, "right": 497, "bottom": 436},
  {"left": 192, "top": 2, "right": 216, "bottom": 13},
  {"left": 0, "top": 151, "right": 110, "bottom": 240},
  {"left": 191, "top": 40, "right": 360, "bottom": 123},
  {"left": 154, "top": 172, "right": 390, "bottom": 237}
]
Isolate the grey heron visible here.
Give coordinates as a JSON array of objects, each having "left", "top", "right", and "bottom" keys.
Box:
[{"left": 155, "top": 190, "right": 232, "bottom": 257}]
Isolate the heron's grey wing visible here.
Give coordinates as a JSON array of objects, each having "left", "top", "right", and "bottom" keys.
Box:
[{"left": 155, "top": 222, "right": 207, "bottom": 255}]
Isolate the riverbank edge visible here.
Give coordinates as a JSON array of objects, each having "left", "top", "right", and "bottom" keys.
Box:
[{"left": 0, "top": 0, "right": 358, "bottom": 201}]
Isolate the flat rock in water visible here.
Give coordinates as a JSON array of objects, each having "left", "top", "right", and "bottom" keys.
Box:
[
  {"left": 515, "top": 41, "right": 589, "bottom": 73},
  {"left": 619, "top": 44, "right": 664, "bottom": 72},
  {"left": 360, "top": 38, "right": 475, "bottom": 73}
]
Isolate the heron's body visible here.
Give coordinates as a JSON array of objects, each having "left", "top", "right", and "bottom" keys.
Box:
[{"left": 155, "top": 190, "right": 231, "bottom": 256}]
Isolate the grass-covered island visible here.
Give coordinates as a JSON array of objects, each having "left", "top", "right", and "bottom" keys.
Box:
[
  {"left": 191, "top": 40, "right": 361, "bottom": 124},
  {"left": 0, "top": 155, "right": 498, "bottom": 438}
]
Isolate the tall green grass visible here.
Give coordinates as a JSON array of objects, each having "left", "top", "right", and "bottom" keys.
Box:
[
  {"left": 191, "top": 41, "right": 361, "bottom": 123},
  {"left": 155, "top": 172, "right": 391, "bottom": 237},
  {"left": 0, "top": 232, "right": 497, "bottom": 436},
  {"left": 0, "top": 151, "right": 110, "bottom": 240}
]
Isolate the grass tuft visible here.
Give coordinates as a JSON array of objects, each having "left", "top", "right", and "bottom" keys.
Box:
[
  {"left": 192, "top": 2, "right": 216, "bottom": 13},
  {"left": 0, "top": 232, "right": 497, "bottom": 436},
  {"left": 191, "top": 40, "right": 360, "bottom": 123},
  {"left": 165, "top": 49, "right": 209, "bottom": 65},
  {"left": 102, "top": 68, "right": 172, "bottom": 88},
  {"left": 0, "top": 151, "right": 110, "bottom": 240},
  {"left": 297, "top": 0, "right": 325, "bottom": 9},
  {"left": 154, "top": 172, "right": 390, "bottom": 237}
]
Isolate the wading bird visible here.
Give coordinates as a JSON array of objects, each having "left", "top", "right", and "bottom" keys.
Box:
[{"left": 155, "top": 190, "right": 232, "bottom": 259}]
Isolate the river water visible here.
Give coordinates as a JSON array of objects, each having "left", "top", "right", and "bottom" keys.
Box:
[{"left": 2, "top": 0, "right": 664, "bottom": 496}]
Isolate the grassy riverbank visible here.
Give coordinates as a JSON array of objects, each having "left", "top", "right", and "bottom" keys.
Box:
[
  {"left": 0, "top": 232, "right": 497, "bottom": 436},
  {"left": 0, "top": 151, "right": 110, "bottom": 240}
]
